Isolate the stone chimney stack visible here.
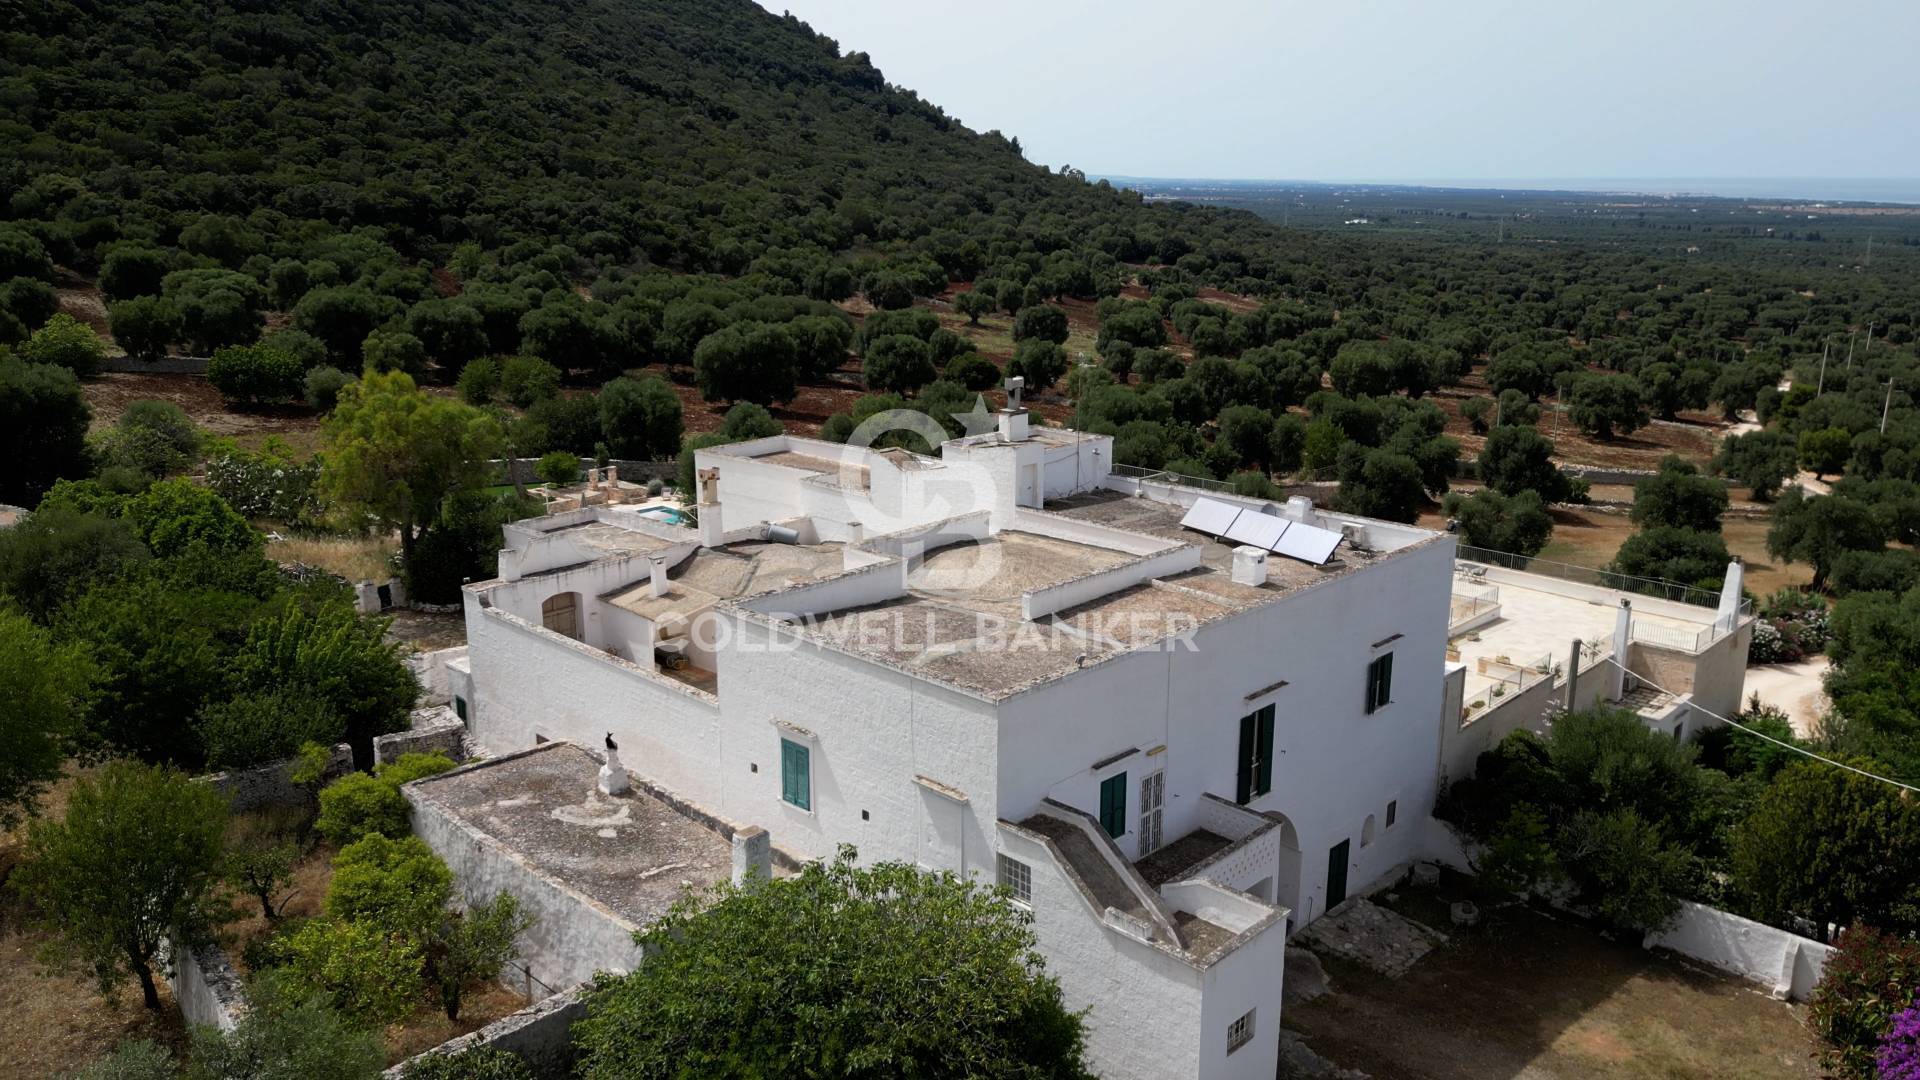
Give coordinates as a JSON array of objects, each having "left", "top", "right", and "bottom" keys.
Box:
[
  {"left": 731, "top": 826, "right": 771, "bottom": 885},
  {"left": 648, "top": 554, "right": 670, "bottom": 598}
]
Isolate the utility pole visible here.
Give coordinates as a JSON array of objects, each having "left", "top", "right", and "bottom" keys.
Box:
[
  {"left": 1817, "top": 339, "right": 1829, "bottom": 395},
  {"left": 1885, "top": 379, "right": 1898, "bottom": 434},
  {"left": 1863, "top": 322, "right": 1875, "bottom": 365},
  {"left": 1846, "top": 328, "right": 1858, "bottom": 370}
]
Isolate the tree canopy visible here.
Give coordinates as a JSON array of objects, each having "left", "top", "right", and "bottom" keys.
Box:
[{"left": 574, "top": 846, "right": 1091, "bottom": 1079}]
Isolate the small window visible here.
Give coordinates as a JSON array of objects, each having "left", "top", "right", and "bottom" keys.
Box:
[
  {"left": 1235, "top": 704, "right": 1276, "bottom": 804},
  {"left": 1365, "top": 652, "right": 1394, "bottom": 714},
  {"left": 1226, "top": 1008, "right": 1255, "bottom": 1054},
  {"left": 453, "top": 696, "right": 468, "bottom": 722},
  {"left": 1098, "top": 772, "right": 1128, "bottom": 838},
  {"left": 1386, "top": 799, "right": 1398, "bottom": 828},
  {"left": 780, "top": 738, "right": 811, "bottom": 811},
  {"left": 997, "top": 853, "right": 1032, "bottom": 904}
]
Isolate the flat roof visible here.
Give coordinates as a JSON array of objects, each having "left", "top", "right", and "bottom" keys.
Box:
[
  {"left": 803, "top": 531, "right": 1135, "bottom": 696},
  {"left": 777, "top": 494, "right": 1441, "bottom": 699},
  {"left": 1449, "top": 572, "right": 1709, "bottom": 697},
  {"left": 406, "top": 743, "right": 732, "bottom": 926},
  {"left": 535, "top": 519, "right": 679, "bottom": 560},
  {"left": 604, "top": 540, "right": 845, "bottom": 627}
]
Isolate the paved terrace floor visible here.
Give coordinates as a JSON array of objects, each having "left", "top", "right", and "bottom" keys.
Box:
[
  {"left": 1449, "top": 574, "right": 1708, "bottom": 698},
  {"left": 408, "top": 743, "right": 732, "bottom": 926}
]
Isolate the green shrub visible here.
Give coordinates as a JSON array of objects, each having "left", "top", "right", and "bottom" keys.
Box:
[
  {"left": 327, "top": 834, "right": 452, "bottom": 935},
  {"left": 314, "top": 772, "right": 408, "bottom": 845},
  {"left": 498, "top": 355, "right": 560, "bottom": 407},
  {"left": 208, "top": 344, "right": 304, "bottom": 404},
  {"left": 273, "top": 917, "right": 427, "bottom": 1026},
  {"left": 197, "top": 690, "right": 344, "bottom": 772},
  {"left": 400, "top": 1047, "right": 536, "bottom": 1080},
  {"left": 62, "top": 1039, "right": 176, "bottom": 1080},
  {"left": 535, "top": 450, "right": 578, "bottom": 487},
  {"left": 304, "top": 365, "right": 351, "bottom": 411},
  {"left": 17, "top": 312, "right": 106, "bottom": 376},
  {"left": 313, "top": 752, "right": 457, "bottom": 844},
  {"left": 457, "top": 357, "right": 501, "bottom": 405}
]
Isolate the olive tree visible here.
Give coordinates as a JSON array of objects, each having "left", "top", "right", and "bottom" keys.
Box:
[{"left": 13, "top": 760, "right": 231, "bottom": 1009}]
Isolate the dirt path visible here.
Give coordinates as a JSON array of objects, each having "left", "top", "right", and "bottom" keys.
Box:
[{"left": 1743, "top": 658, "right": 1832, "bottom": 738}]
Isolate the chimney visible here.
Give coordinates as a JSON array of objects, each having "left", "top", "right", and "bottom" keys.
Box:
[
  {"left": 648, "top": 554, "right": 670, "bottom": 597},
  {"left": 606, "top": 464, "right": 619, "bottom": 487},
  {"left": 1231, "top": 545, "right": 1269, "bottom": 587},
  {"left": 1608, "top": 599, "right": 1632, "bottom": 700},
  {"left": 1715, "top": 557, "right": 1745, "bottom": 632},
  {"left": 697, "top": 505, "right": 724, "bottom": 548},
  {"left": 731, "top": 826, "right": 771, "bottom": 885},
  {"left": 998, "top": 408, "right": 1030, "bottom": 442},
  {"left": 1285, "top": 495, "right": 1314, "bottom": 522},
  {"left": 847, "top": 521, "right": 864, "bottom": 545},
  {"left": 588, "top": 466, "right": 601, "bottom": 489}
]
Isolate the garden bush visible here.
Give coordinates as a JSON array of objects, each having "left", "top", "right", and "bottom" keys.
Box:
[{"left": 1809, "top": 926, "right": 1920, "bottom": 1078}]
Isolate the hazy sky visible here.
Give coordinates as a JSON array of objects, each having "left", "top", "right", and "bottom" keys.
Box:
[{"left": 757, "top": 0, "right": 1920, "bottom": 182}]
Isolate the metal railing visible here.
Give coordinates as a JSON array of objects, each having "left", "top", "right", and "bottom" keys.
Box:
[
  {"left": 1455, "top": 544, "right": 1751, "bottom": 617},
  {"left": 1630, "top": 616, "right": 1716, "bottom": 653},
  {"left": 1460, "top": 649, "right": 1560, "bottom": 726},
  {"left": 1109, "top": 462, "right": 1236, "bottom": 493}
]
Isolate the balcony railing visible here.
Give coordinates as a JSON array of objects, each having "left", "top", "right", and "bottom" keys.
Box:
[{"left": 1455, "top": 544, "right": 1746, "bottom": 612}]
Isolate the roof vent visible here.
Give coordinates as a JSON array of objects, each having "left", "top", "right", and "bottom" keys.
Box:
[{"left": 1231, "top": 545, "right": 1269, "bottom": 587}]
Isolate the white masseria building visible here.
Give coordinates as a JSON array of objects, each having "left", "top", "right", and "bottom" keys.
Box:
[{"left": 447, "top": 399, "right": 1753, "bottom": 1080}]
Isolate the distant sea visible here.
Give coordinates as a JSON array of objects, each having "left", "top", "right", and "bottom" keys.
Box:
[
  {"left": 1101, "top": 176, "right": 1920, "bottom": 206},
  {"left": 1388, "top": 178, "right": 1920, "bottom": 205}
]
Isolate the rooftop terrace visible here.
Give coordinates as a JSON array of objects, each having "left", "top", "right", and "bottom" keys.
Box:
[
  {"left": 777, "top": 490, "right": 1443, "bottom": 699},
  {"left": 406, "top": 743, "right": 733, "bottom": 926},
  {"left": 1448, "top": 565, "right": 1724, "bottom": 699}
]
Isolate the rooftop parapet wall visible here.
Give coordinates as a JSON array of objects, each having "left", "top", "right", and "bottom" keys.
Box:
[{"left": 1021, "top": 544, "right": 1204, "bottom": 621}]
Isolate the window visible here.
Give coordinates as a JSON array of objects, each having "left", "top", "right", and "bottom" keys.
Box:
[
  {"left": 997, "top": 853, "right": 1032, "bottom": 904},
  {"left": 1098, "top": 772, "right": 1127, "bottom": 838},
  {"left": 1386, "top": 799, "right": 1398, "bottom": 828},
  {"left": 780, "top": 738, "right": 810, "bottom": 811},
  {"left": 1235, "top": 704, "right": 1275, "bottom": 804},
  {"left": 1226, "top": 1009, "right": 1255, "bottom": 1054},
  {"left": 453, "top": 696, "right": 468, "bottom": 721},
  {"left": 1365, "top": 652, "right": 1394, "bottom": 714}
]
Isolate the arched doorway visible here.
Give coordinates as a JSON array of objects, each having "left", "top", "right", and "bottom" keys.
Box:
[
  {"left": 1264, "top": 811, "right": 1305, "bottom": 934},
  {"left": 542, "top": 591, "right": 581, "bottom": 640}
]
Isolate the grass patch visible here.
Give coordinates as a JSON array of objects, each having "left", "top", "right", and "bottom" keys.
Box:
[{"left": 268, "top": 534, "right": 399, "bottom": 582}]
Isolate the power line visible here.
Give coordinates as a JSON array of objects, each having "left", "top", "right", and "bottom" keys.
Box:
[{"left": 1590, "top": 655, "right": 1920, "bottom": 794}]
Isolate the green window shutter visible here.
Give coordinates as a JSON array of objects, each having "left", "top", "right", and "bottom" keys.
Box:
[
  {"left": 781, "top": 738, "right": 810, "bottom": 810},
  {"left": 1099, "top": 772, "right": 1127, "bottom": 838},
  {"left": 1235, "top": 713, "right": 1256, "bottom": 804},
  {"left": 1255, "top": 705, "right": 1275, "bottom": 796},
  {"left": 1364, "top": 658, "right": 1378, "bottom": 714},
  {"left": 1379, "top": 652, "right": 1393, "bottom": 707}
]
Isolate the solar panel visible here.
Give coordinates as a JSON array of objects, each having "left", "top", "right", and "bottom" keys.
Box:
[
  {"left": 1178, "top": 497, "right": 1242, "bottom": 537},
  {"left": 1271, "top": 521, "right": 1343, "bottom": 564},
  {"left": 1224, "top": 512, "right": 1288, "bottom": 550}
]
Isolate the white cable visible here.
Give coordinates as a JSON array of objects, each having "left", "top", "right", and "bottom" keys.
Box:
[{"left": 1592, "top": 654, "right": 1920, "bottom": 793}]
